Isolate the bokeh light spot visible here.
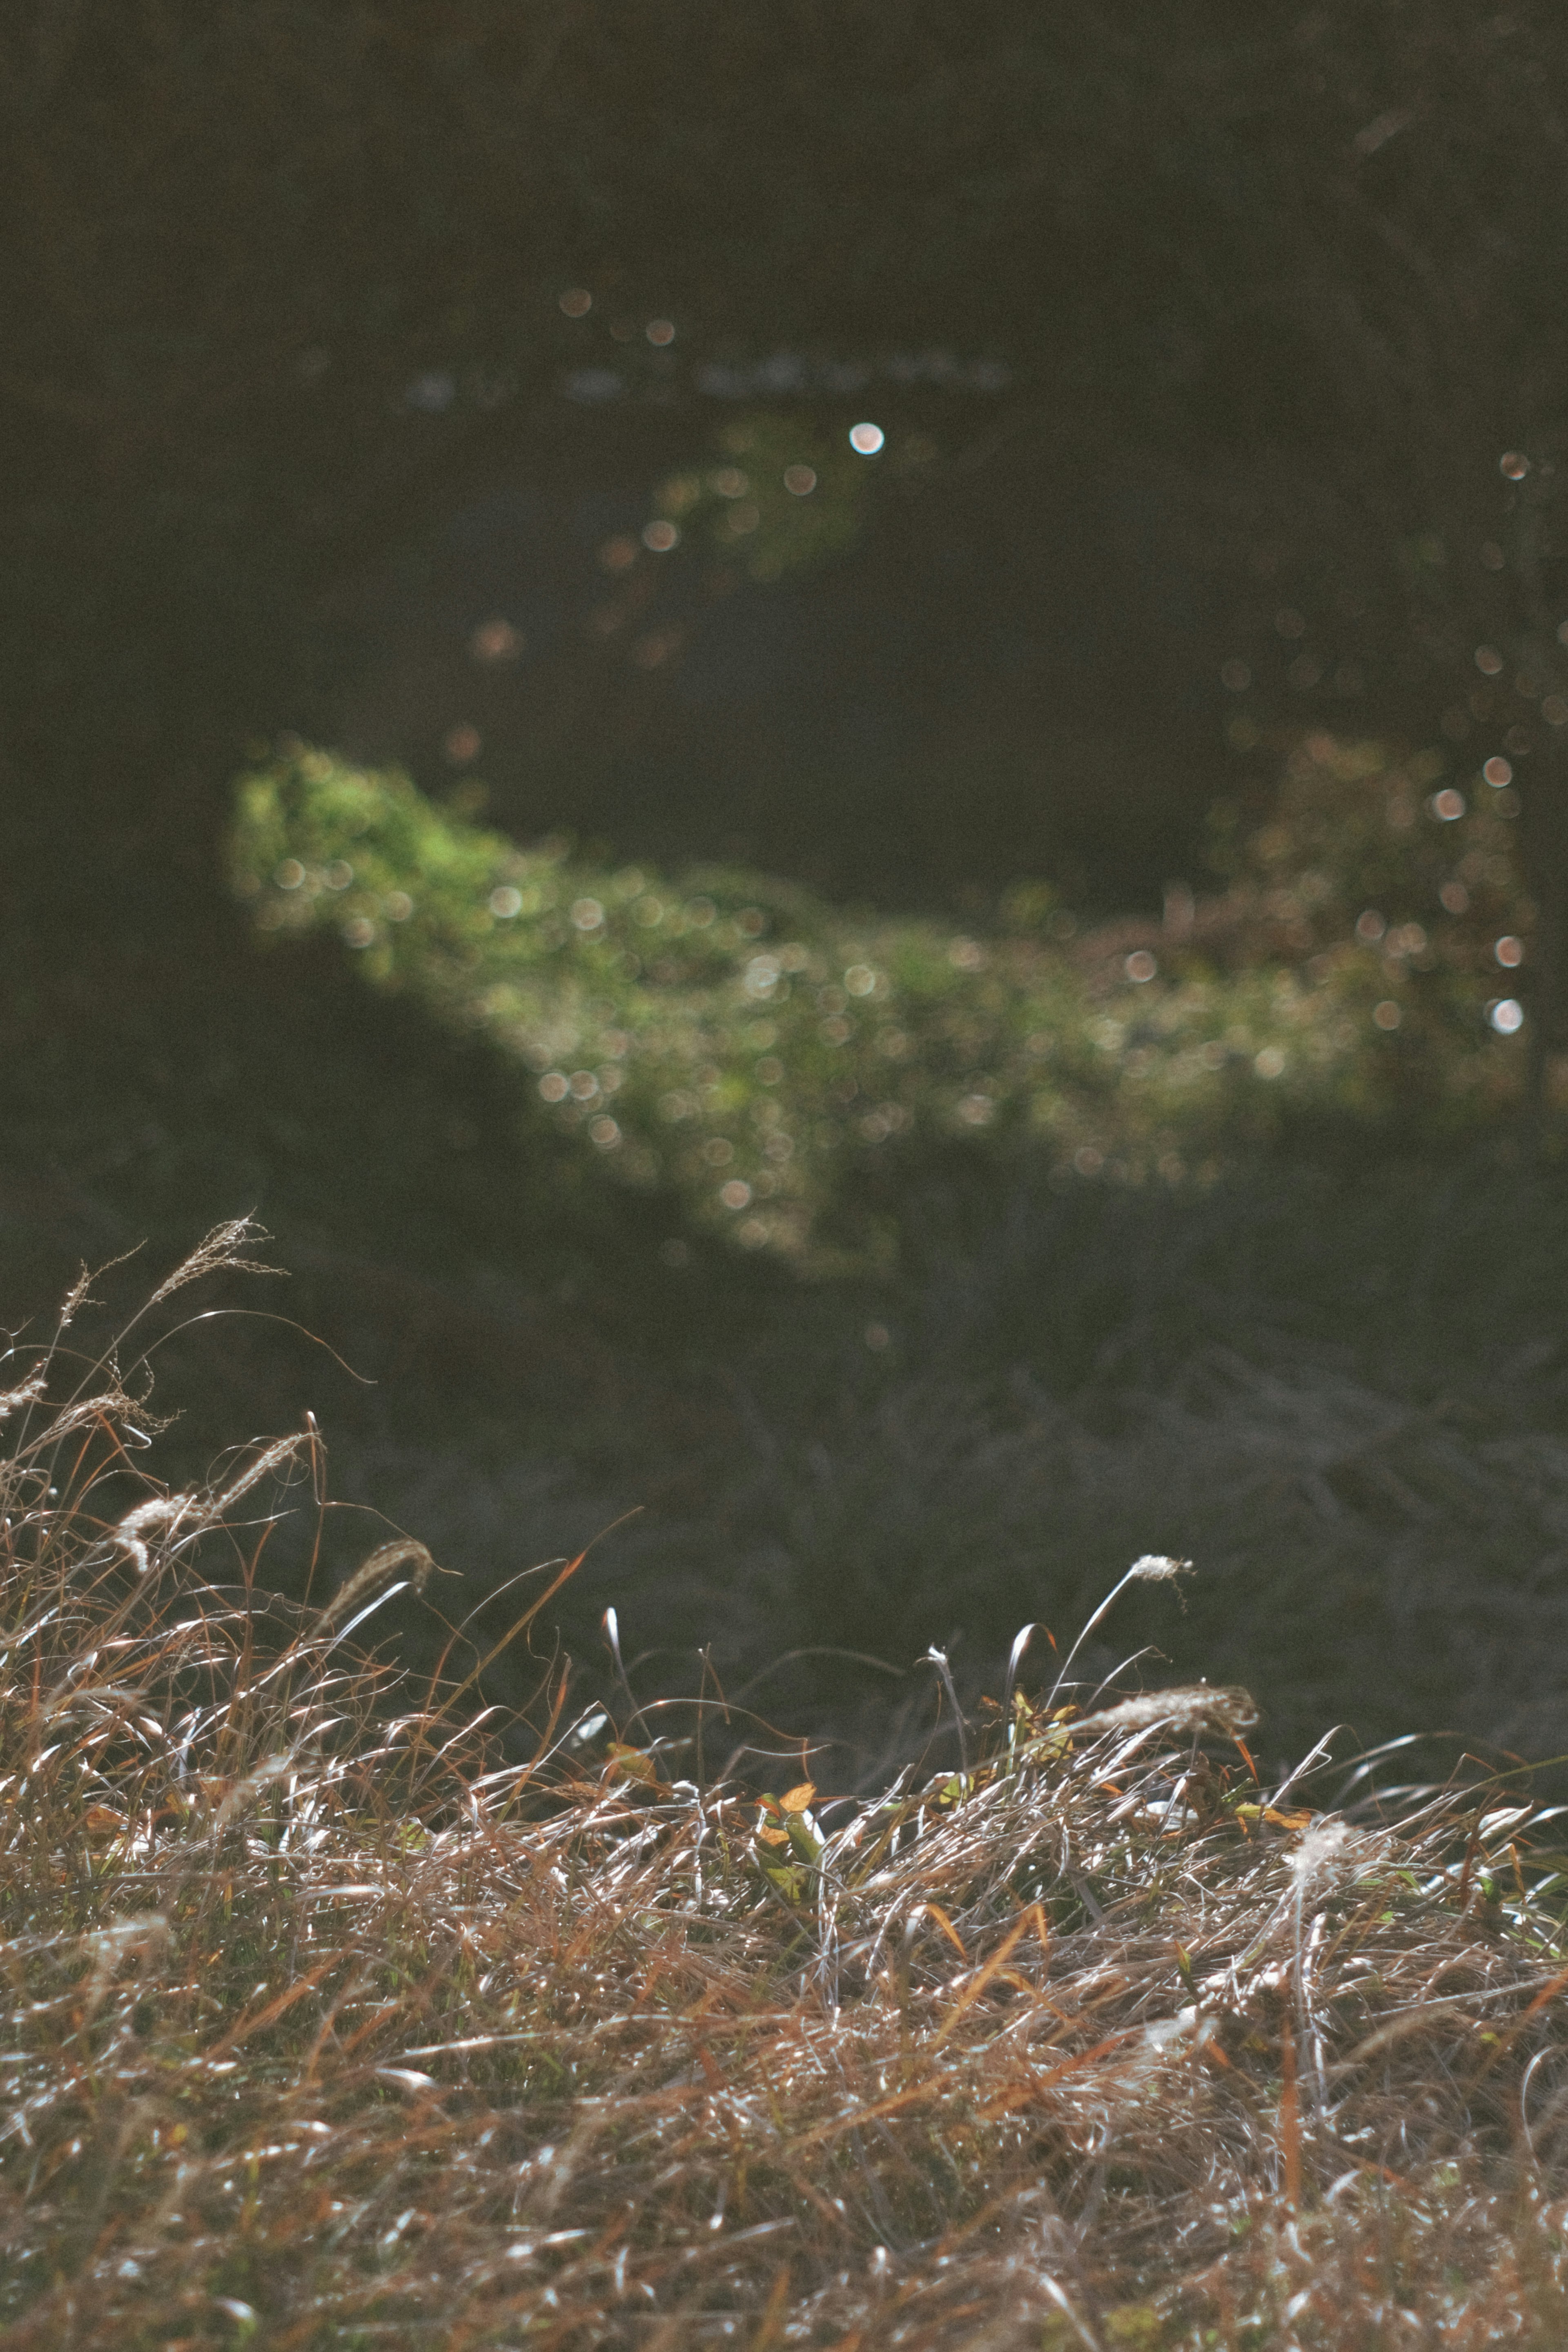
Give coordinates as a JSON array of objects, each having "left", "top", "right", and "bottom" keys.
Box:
[
  {"left": 1372, "top": 1000, "right": 1402, "bottom": 1031},
  {"left": 848, "top": 422, "right": 885, "bottom": 454},
  {"left": 1483, "top": 756, "right": 1513, "bottom": 787},
  {"left": 1490, "top": 997, "right": 1525, "bottom": 1033},
  {"left": 1429, "top": 788, "right": 1466, "bottom": 821},
  {"left": 471, "top": 617, "right": 522, "bottom": 664},
  {"left": 406, "top": 372, "right": 455, "bottom": 413},
  {"left": 783, "top": 464, "right": 817, "bottom": 495},
  {"left": 443, "top": 724, "right": 481, "bottom": 765},
  {"left": 559, "top": 288, "right": 592, "bottom": 317},
  {"left": 632, "top": 628, "right": 682, "bottom": 668},
  {"left": 646, "top": 319, "right": 675, "bottom": 345},
  {"left": 641, "top": 520, "right": 679, "bottom": 552},
  {"left": 1495, "top": 935, "right": 1525, "bottom": 967},
  {"left": 489, "top": 886, "right": 523, "bottom": 919},
  {"left": 1125, "top": 951, "right": 1158, "bottom": 982}
]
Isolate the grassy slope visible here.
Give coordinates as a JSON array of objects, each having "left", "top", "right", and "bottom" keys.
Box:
[
  {"left": 5, "top": 887, "right": 1568, "bottom": 1778},
  {"left": 4, "top": 725, "right": 1566, "bottom": 1782},
  {"left": 195, "top": 735, "right": 1568, "bottom": 1770},
  {"left": 7, "top": 1236, "right": 1568, "bottom": 2350}
]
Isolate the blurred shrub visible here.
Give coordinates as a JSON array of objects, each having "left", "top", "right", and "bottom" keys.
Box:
[
  {"left": 1213, "top": 730, "right": 1532, "bottom": 1047},
  {"left": 654, "top": 412, "right": 875, "bottom": 581},
  {"left": 230, "top": 736, "right": 1535, "bottom": 1263}
]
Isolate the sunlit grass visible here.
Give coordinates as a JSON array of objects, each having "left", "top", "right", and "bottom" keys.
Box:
[
  {"left": 9, "top": 1229, "right": 1568, "bottom": 2348},
  {"left": 229, "top": 732, "right": 1538, "bottom": 1269}
]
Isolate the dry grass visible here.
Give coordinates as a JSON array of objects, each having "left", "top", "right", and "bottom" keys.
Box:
[{"left": 9, "top": 1232, "right": 1568, "bottom": 2349}]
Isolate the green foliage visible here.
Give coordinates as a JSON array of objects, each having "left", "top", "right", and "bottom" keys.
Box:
[
  {"left": 1207, "top": 731, "right": 1536, "bottom": 1118},
  {"left": 229, "top": 737, "right": 1535, "bottom": 1262},
  {"left": 655, "top": 412, "right": 876, "bottom": 581},
  {"left": 1223, "top": 732, "right": 1530, "bottom": 980}
]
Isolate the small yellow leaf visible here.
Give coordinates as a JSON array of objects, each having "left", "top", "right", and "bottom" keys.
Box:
[
  {"left": 756, "top": 1823, "right": 790, "bottom": 1847},
  {"left": 1235, "top": 1801, "right": 1315, "bottom": 1833},
  {"left": 779, "top": 1782, "right": 816, "bottom": 1813}
]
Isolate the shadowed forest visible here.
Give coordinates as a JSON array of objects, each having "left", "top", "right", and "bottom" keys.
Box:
[{"left": 10, "top": 11, "right": 1568, "bottom": 2342}]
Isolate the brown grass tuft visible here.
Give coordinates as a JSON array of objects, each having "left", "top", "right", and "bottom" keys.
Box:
[{"left": 7, "top": 1235, "right": 1568, "bottom": 2348}]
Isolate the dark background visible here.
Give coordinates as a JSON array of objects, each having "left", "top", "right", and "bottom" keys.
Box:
[{"left": 7, "top": 1, "right": 1568, "bottom": 1775}]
